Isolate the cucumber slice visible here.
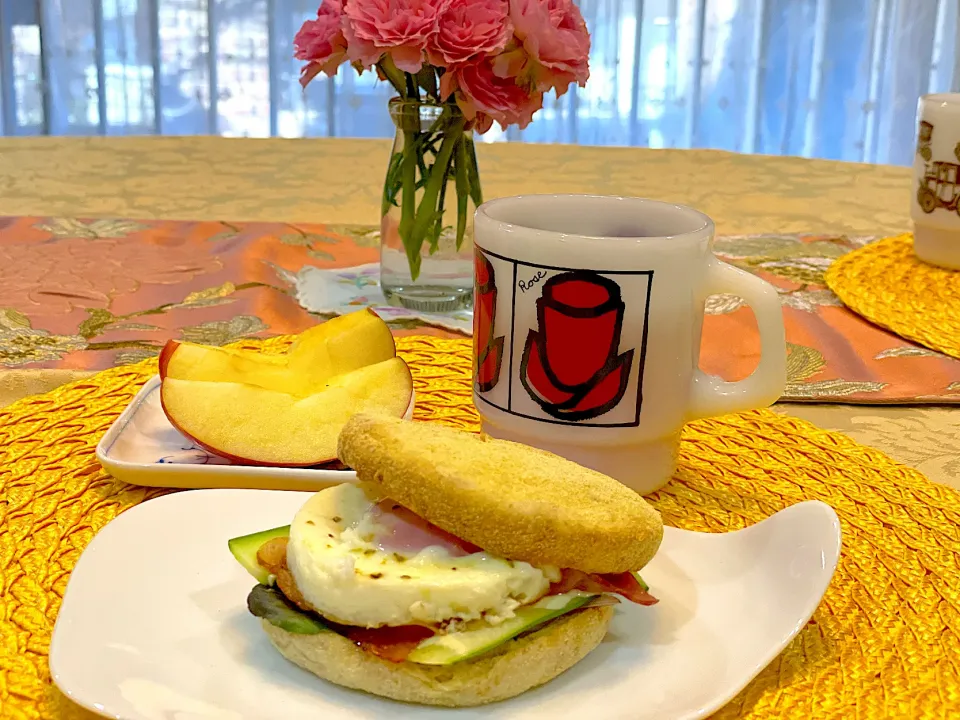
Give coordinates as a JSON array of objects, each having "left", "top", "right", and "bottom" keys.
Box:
[
  {"left": 405, "top": 591, "right": 597, "bottom": 666},
  {"left": 247, "top": 584, "right": 329, "bottom": 634},
  {"left": 228, "top": 525, "right": 290, "bottom": 584},
  {"left": 632, "top": 571, "right": 650, "bottom": 592}
]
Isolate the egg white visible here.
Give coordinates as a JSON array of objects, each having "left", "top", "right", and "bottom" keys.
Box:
[{"left": 286, "top": 484, "right": 557, "bottom": 628}]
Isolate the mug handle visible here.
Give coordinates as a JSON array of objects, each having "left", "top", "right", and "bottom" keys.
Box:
[{"left": 687, "top": 258, "right": 787, "bottom": 420}]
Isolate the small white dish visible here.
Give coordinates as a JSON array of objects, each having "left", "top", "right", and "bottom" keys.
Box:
[
  {"left": 51, "top": 490, "right": 840, "bottom": 720},
  {"left": 96, "top": 376, "right": 414, "bottom": 491}
]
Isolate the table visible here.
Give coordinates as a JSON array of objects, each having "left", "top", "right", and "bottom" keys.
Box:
[{"left": 0, "top": 136, "right": 956, "bottom": 490}]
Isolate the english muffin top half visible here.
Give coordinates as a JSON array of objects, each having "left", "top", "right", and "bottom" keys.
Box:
[{"left": 338, "top": 414, "right": 664, "bottom": 574}]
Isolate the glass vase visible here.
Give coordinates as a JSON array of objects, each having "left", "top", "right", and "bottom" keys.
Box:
[{"left": 380, "top": 99, "right": 481, "bottom": 313}]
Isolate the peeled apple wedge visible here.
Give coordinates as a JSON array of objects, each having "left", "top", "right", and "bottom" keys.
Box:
[
  {"left": 161, "top": 357, "right": 413, "bottom": 466},
  {"left": 286, "top": 308, "right": 396, "bottom": 379},
  {"left": 159, "top": 309, "right": 396, "bottom": 397},
  {"left": 159, "top": 342, "right": 297, "bottom": 392}
]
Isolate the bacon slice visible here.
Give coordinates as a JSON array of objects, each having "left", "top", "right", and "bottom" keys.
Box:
[
  {"left": 550, "top": 569, "right": 659, "bottom": 606},
  {"left": 339, "top": 624, "right": 436, "bottom": 663}
]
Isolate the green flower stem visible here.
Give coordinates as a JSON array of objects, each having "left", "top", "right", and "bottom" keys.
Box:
[
  {"left": 432, "top": 155, "right": 449, "bottom": 252},
  {"left": 455, "top": 136, "right": 468, "bottom": 250},
  {"left": 465, "top": 136, "right": 483, "bottom": 207},
  {"left": 405, "top": 72, "right": 419, "bottom": 100},
  {"left": 417, "top": 66, "right": 439, "bottom": 101},
  {"left": 378, "top": 57, "right": 406, "bottom": 98},
  {"left": 381, "top": 151, "right": 403, "bottom": 216},
  {"left": 399, "top": 127, "right": 420, "bottom": 278},
  {"left": 408, "top": 115, "right": 465, "bottom": 256}
]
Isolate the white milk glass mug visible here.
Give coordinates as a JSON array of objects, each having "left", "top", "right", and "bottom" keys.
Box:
[
  {"left": 472, "top": 195, "right": 786, "bottom": 495},
  {"left": 913, "top": 93, "right": 960, "bottom": 269}
]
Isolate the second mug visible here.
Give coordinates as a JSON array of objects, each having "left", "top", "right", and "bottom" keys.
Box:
[{"left": 473, "top": 194, "right": 787, "bottom": 495}]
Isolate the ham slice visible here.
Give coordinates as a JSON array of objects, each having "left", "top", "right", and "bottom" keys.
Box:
[
  {"left": 369, "top": 499, "right": 480, "bottom": 557},
  {"left": 550, "top": 569, "right": 659, "bottom": 606}
]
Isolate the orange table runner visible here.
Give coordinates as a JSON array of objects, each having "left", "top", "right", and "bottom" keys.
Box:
[{"left": 0, "top": 216, "right": 957, "bottom": 403}]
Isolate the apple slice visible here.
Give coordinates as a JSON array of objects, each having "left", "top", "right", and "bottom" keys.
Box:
[
  {"left": 160, "top": 341, "right": 296, "bottom": 391},
  {"left": 160, "top": 357, "right": 413, "bottom": 466},
  {"left": 159, "top": 340, "right": 284, "bottom": 375},
  {"left": 159, "top": 309, "right": 397, "bottom": 397},
  {"left": 286, "top": 308, "right": 396, "bottom": 378}
]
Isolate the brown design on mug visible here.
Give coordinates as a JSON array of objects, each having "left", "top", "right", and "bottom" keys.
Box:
[
  {"left": 916, "top": 121, "right": 960, "bottom": 216},
  {"left": 519, "top": 271, "right": 634, "bottom": 421},
  {"left": 917, "top": 120, "right": 933, "bottom": 162}
]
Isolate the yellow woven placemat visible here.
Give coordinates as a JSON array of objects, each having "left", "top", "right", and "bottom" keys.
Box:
[
  {"left": 825, "top": 233, "right": 960, "bottom": 360},
  {"left": 2, "top": 336, "right": 959, "bottom": 720}
]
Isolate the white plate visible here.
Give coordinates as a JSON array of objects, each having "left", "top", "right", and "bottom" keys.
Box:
[
  {"left": 95, "top": 376, "right": 414, "bottom": 491},
  {"left": 50, "top": 489, "right": 840, "bottom": 720}
]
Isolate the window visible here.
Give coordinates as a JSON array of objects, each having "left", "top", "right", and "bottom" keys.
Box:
[{"left": 1, "top": 0, "right": 956, "bottom": 165}]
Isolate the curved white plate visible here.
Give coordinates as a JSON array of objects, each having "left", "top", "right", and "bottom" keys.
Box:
[
  {"left": 50, "top": 490, "right": 840, "bottom": 720},
  {"left": 95, "top": 376, "right": 414, "bottom": 491}
]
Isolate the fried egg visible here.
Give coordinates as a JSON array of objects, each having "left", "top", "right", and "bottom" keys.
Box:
[{"left": 286, "top": 484, "right": 558, "bottom": 628}]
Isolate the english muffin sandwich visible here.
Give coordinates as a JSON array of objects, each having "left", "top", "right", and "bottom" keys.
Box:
[{"left": 228, "top": 414, "right": 664, "bottom": 707}]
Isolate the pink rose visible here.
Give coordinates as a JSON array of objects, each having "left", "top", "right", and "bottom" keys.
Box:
[
  {"left": 509, "top": 0, "right": 589, "bottom": 95},
  {"left": 427, "top": 0, "right": 512, "bottom": 67},
  {"left": 294, "top": 1, "right": 348, "bottom": 86},
  {"left": 343, "top": 0, "right": 448, "bottom": 73},
  {"left": 451, "top": 56, "right": 543, "bottom": 131}
]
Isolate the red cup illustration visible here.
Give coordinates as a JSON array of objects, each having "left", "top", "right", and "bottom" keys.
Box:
[
  {"left": 520, "top": 271, "right": 634, "bottom": 421},
  {"left": 474, "top": 250, "right": 504, "bottom": 392}
]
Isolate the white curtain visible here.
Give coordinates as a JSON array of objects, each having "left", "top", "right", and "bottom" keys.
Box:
[{"left": 1, "top": 0, "right": 956, "bottom": 165}]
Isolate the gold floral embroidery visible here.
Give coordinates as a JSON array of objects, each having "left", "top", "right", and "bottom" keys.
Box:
[
  {"left": 307, "top": 248, "right": 336, "bottom": 261},
  {"left": 33, "top": 217, "right": 150, "bottom": 239},
  {"left": 56, "top": 283, "right": 274, "bottom": 361},
  {"left": 715, "top": 235, "right": 852, "bottom": 261},
  {"left": 786, "top": 343, "right": 827, "bottom": 384},
  {"left": 278, "top": 225, "right": 339, "bottom": 262},
  {"left": 875, "top": 346, "right": 947, "bottom": 360},
  {"left": 0, "top": 308, "right": 87, "bottom": 367},
  {"left": 179, "top": 281, "right": 237, "bottom": 307},
  {"left": 115, "top": 347, "right": 161, "bottom": 365},
  {"left": 78, "top": 308, "right": 117, "bottom": 338},
  {"left": 778, "top": 288, "right": 842, "bottom": 312},
  {"left": 326, "top": 224, "right": 382, "bottom": 249},
  {"left": 705, "top": 293, "right": 745, "bottom": 315},
  {"left": 73, "top": 284, "right": 265, "bottom": 343},
  {"left": 179, "top": 315, "right": 268, "bottom": 346},
  {"left": 76, "top": 308, "right": 163, "bottom": 340},
  {"left": 786, "top": 378, "right": 888, "bottom": 398},
  {"left": 107, "top": 322, "right": 162, "bottom": 332},
  {"left": 714, "top": 235, "right": 852, "bottom": 286},
  {"left": 784, "top": 342, "right": 887, "bottom": 397},
  {"left": 755, "top": 258, "right": 836, "bottom": 286},
  {"left": 205, "top": 221, "right": 244, "bottom": 244}
]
